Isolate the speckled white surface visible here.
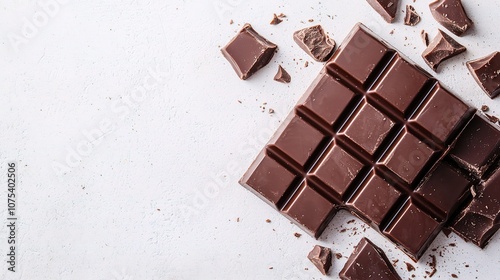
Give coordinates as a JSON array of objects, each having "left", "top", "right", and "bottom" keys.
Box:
[{"left": 0, "top": 0, "right": 499, "bottom": 279}]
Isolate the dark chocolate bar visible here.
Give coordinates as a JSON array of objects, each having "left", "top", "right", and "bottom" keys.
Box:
[{"left": 240, "top": 23, "right": 499, "bottom": 261}]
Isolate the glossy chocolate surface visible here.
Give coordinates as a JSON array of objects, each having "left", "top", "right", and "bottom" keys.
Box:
[
  {"left": 339, "top": 238, "right": 401, "bottom": 280},
  {"left": 240, "top": 23, "right": 499, "bottom": 261},
  {"left": 307, "top": 245, "right": 332, "bottom": 275},
  {"left": 221, "top": 24, "right": 277, "bottom": 80}
]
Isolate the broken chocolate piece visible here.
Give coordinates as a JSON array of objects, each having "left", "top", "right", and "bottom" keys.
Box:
[
  {"left": 274, "top": 65, "right": 291, "bottom": 83},
  {"left": 449, "top": 113, "right": 500, "bottom": 178},
  {"left": 221, "top": 23, "right": 277, "bottom": 80},
  {"left": 340, "top": 238, "right": 402, "bottom": 280},
  {"left": 270, "top": 14, "right": 282, "bottom": 25},
  {"left": 405, "top": 5, "right": 421, "bottom": 26},
  {"left": 307, "top": 245, "right": 332, "bottom": 275},
  {"left": 293, "top": 25, "right": 335, "bottom": 62},
  {"left": 467, "top": 52, "right": 500, "bottom": 99},
  {"left": 405, "top": 262, "right": 416, "bottom": 271},
  {"left": 422, "top": 29, "right": 466, "bottom": 71},
  {"left": 485, "top": 114, "right": 499, "bottom": 124},
  {"left": 429, "top": 0, "right": 473, "bottom": 36},
  {"left": 421, "top": 30, "right": 430, "bottom": 46},
  {"left": 451, "top": 164, "right": 500, "bottom": 248},
  {"left": 481, "top": 105, "right": 490, "bottom": 112},
  {"left": 366, "top": 0, "right": 400, "bottom": 23}
]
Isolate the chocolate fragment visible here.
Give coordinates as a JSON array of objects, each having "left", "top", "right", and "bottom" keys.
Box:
[
  {"left": 340, "top": 238, "right": 402, "bottom": 280},
  {"left": 467, "top": 52, "right": 500, "bottom": 99},
  {"left": 485, "top": 114, "right": 499, "bottom": 124},
  {"left": 274, "top": 65, "right": 291, "bottom": 83},
  {"left": 422, "top": 29, "right": 466, "bottom": 71},
  {"left": 366, "top": 0, "right": 400, "bottom": 23},
  {"left": 307, "top": 245, "right": 332, "bottom": 275},
  {"left": 421, "top": 30, "right": 430, "bottom": 46},
  {"left": 405, "top": 5, "right": 421, "bottom": 26},
  {"left": 451, "top": 168, "right": 500, "bottom": 248},
  {"left": 294, "top": 232, "right": 302, "bottom": 238},
  {"left": 405, "top": 262, "right": 415, "bottom": 271},
  {"left": 293, "top": 25, "right": 335, "bottom": 62},
  {"left": 221, "top": 24, "right": 277, "bottom": 80},
  {"left": 481, "top": 105, "right": 490, "bottom": 112},
  {"left": 429, "top": 0, "right": 473, "bottom": 36},
  {"left": 270, "top": 14, "right": 282, "bottom": 25},
  {"left": 239, "top": 23, "right": 493, "bottom": 261},
  {"left": 449, "top": 114, "right": 500, "bottom": 178}
]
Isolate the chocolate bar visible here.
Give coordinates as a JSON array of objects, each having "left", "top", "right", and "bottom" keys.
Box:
[
  {"left": 240, "top": 23, "right": 499, "bottom": 261},
  {"left": 240, "top": 24, "right": 500, "bottom": 260}
]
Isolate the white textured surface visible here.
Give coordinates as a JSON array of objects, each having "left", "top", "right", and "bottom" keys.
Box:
[{"left": 0, "top": 0, "right": 499, "bottom": 279}]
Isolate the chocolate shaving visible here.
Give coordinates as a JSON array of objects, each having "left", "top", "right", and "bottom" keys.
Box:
[{"left": 421, "top": 30, "right": 430, "bottom": 46}]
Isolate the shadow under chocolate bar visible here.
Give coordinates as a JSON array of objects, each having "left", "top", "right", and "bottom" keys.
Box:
[{"left": 239, "top": 23, "right": 500, "bottom": 261}]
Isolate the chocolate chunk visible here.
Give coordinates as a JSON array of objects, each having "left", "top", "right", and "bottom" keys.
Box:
[
  {"left": 221, "top": 24, "right": 277, "bottom": 80},
  {"left": 467, "top": 52, "right": 500, "bottom": 99},
  {"left": 449, "top": 114, "right": 500, "bottom": 178},
  {"left": 421, "top": 30, "right": 430, "bottom": 46},
  {"left": 239, "top": 23, "right": 493, "bottom": 262},
  {"left": 422, "top": 29, "right": 466, "bottom": 71},
  {"left": 429, "top": 0, "right": 473, "bottom": 36},
  {"left": 270, "top": 14, "right": 282, "bottom": 25},
  {"left": 451, "top": 169, "right": 500, "bottom": 248},
  {"left": 405, "top": 5, "right": 421, "bottom": 26},
  {"left": 340, "top": 238, "right": 402, "bottom": 280},
  {"left": 307, "top": 245, "right": 332, "bottom": 275},
  {"left": 485, "top": 114, "right": 499, "bottom": 124},
  {"left": 366, "top": 0, "right": 400, "bottom": 23},
  {"left": 274, "top": 65, "right": 291, "bottom": 83},
  {"left": 293, "top": 25, "right": 335, "bottom": 62}
]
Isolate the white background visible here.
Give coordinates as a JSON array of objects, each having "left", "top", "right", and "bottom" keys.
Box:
[{"left": 0, "top": 0, "right": 499, "bottom": 279}]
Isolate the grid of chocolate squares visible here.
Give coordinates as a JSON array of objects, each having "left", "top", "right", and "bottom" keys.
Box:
[{"left": 239, "top": 23, "right": 500, "bottom": 261}]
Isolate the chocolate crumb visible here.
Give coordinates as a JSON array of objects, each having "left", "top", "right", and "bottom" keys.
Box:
[
  {"left": 236, "top": 217, "right": 240, "bottom": 222},
  {"left": 304, "top": 267, "right": 308, "bottom": 270},
  {"left": 481, "top": 105, "right": 490, "bottom": 112},
  {"left": 229, "top": 19, "right": 234, "bottom": 25},
  {"left": 347, "top": 219, "right": 355, "bottom": 224},
  {"left": 266, "top": 219, "right": 271, "bottom": 223},
  {"left": 335, "top": 253, "right": 342, "bottom": 259},
  {"left": 294, "top": 232, "right": 302, "bottom": 238},
  {"left": 390, "top": 29, "right": 394, "bottom": 35},
  {"left": 451, "top": 274, "right": 458, "bottom": 278},
  {"left": 340, "top": 228, "right": 347, "bottom": 233},
  {"left": 269, "top": 267, "right": 273, "bottom": 270},
  {"left": 405, "top": 262, "right": 416, "bottom": 271},
  {"left": 269, "top": 108, "right": 275, "bottom": 114},
  {"left": 308, "top": 19, "right": 314, "bottom": 22},
  {"left": 304, "top": 61, "right": 309, "bottom": 67},
  {"left": 392, "top": 259, "right": 399, "bottom": 266},
  {"left": 465, "top": 264, "right": 469, "bottom": 268},
  {"left": 428, "top": 268, "right": 437, "bottom": 277},
  {"left": 270, "top": 14, "right": 283, "bottom": 25},
  {"left": 449, "top": 243, "right": 456, "bottom": 247},
  {"left": 277, "top": 13, "right": 286, "bottom": 18},
  {"left": 404, "top": 5, "right": 421, "bottom": 26}
]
